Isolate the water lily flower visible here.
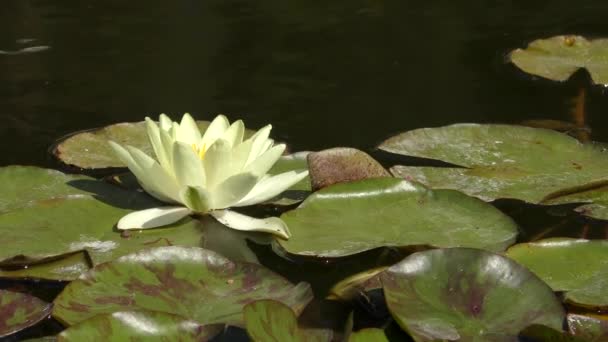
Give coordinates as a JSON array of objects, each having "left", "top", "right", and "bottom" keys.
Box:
[{"left": 108, "top": 113, "right": 309, "bottom": 239}]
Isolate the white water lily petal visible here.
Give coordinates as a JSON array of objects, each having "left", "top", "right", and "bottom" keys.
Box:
[
  {"left": 145, "top": 118, "right": 171, "bottom": 170},
  {"left": 210, "top": 209, "right": 291, "bottom": 239},
  {"left": 159, "top": 114, "right": 173, "bottom": 131},
  {"left": 246, "top": 124, "right": 272, "bottom": 165},
  {"left": 180, "top": 186, "right": 211, "bottom": 212},
  {"left": 201, "top": 114, "right": 230, "bottom": 148},
  {"left": 158, "top": 127, "right": 175, "bottom": 172},
  {"left": 210, "top": 172, "right": 259, "bottom": 208},
  {"left": 203, "top": 139, "right": 233, "bottom": 188},
  {"left": 172, "top": 141, "right": 206, "bottom": 188},
  {"left": 235, "top": 170, "right": 309, "bottom": 207},
  {"left": 245, "top": 144, "right": 286, "bottom": 177},
  {"left": 117, "top": 206, "right": 192, "bottom": 230},
  {"left": 127, "top": 146, "right": 182, "bottom": 202},
  {"left": 222, "top": 119, "right": 245, "bottom": 147},
  {"left": 177, "top": 113, "right": 202, "bottom": 145},
  {"left": 230, "top": 138, "right": 255, "bottom": 172}
]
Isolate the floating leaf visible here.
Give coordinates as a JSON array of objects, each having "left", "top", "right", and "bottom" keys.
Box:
[
  {"left": 519, "top": 324, "right": 585, "bottom": 342},
  {"left": 0, "top": 289, "right": 52, "bottom": 338},
  {"left": 348, "top": 328, "right": 389, "bottom": 342},
  {"left": 506, "top": 238, "right": 608, "bottom": 308},
  {"left": 509, "top": 35, "right": 608, "bottom": 85},
  {"left": 380, "top": 124, "right": 608, "bottom": 204},
  {"left": 57, "top": 311, "right": 222, "bottom": 341},
  {"left": 244, "top": 300, "right": 331, "bottom": 342},
  {"left": 328, "top": 267, "right": 385, "bottom": 301},
  {"left": 307, "top": 148, "right": 389, "bottom": 191},
  {"left": 0, "top": 252, "right": 90, "bottom": 281},
  {"left": 277, "top": 178, "right": 518, "bottom": 258},
  {"left": 0, "top": 166, "right": 207, "bottom": 270},
  {"left": 381, "top": 248, "right": 565, "bottom": 341},
  {"left": 53, "top": 246, "right": 313, "bottom": 326},
  {"left": 567, "top": 314, "right": 608, "bottom": 341},
  {"left": 545, "top": 184, "right": 608, "bottom": 220}
]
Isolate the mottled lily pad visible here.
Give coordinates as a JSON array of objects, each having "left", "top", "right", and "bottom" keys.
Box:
[
  {"left": 277, "top": 178, "right": 518, "bottom": 258},
  {"left": 244, "top": 300, "right": 332, "bottom": 342},
  {"left": 53, "top": 246, "right": 313, "bottom": 326},
  {"left": 307, "top": 147, "right": 389, "bottom": 191},
  {"left": 506, "top": 238, "right": 608, "bottom": 308},
  {"left": 0, "top": 289, "right": 52, "bottom": 338},
  {"left": 0, "top": 166, "right": 207, "bottom": 269},
  {"left": 381, "top": 124, "right": 608, "bottom": 204},
  {"left": 510, "top": 35, "right": 608, "bottom": 85},
  {"left": 568, "top": 314, "right": 608, "bottom": 341},
  {"left": 545, "top": 184, "right": 608, "bottom": 220},
  {"left": 57, "top": 311, "right": 223, "bottom": 341},
  {"left": 381, "top": 248, "right": 565, "bottom": 341}
]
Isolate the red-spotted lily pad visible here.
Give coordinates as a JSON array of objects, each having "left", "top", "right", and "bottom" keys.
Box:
[
  {"left": 380, "top": 124, "right": 608, "bottom": 204},
  {"left": 509, "top": 35, "right": 608, "bottom": 85},
  {"left": 53, "top": 246, "right": 313, "bottom": 326},
  {"left": 244, "top": 300, "right": 332, "bottom": 342},
  {"left": 0, "top": 166, "right": 207, "bottom": 271},
  {"left": 506, "top": 238, "right": 608, "bottom": 308},
  {"left": 0, "top": 289, "right": 52, "bottom": 338},
  {"left": 277, "top": 178, "right": 518, "bottom": 258},
  {"left": 568, "top": 314, "right": 608, "bottom": 341},
  {"left": 381, "top": 248, "right": 565, "bottom": 341},
  {"left": 57, "top": 311, "right": 223, "bottom": 341}
]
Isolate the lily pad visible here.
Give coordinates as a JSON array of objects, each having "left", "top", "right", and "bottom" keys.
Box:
[
  {"left": 57, "top": 311, "right": 223, "bottom": 341},
  {"left": 307, "top": 147, "right": 389, "bottom": 191},
  {"left": 0, "top": 252, "right": 90, "bottom": 281},
  {"left": 381, "top": 248, "right": 565, "bottom": 341},
  {"left": 348, "top": 329, "right": 389, "bottom": 342},
  {"left": 277, "top": 178, "right": 518, "bottom": 258},
  {"left": 506, "top": 238, "right": 608, "bottom": 308},
  {"left": 244, "top": 300, "right": 332, "bottom": 342},
  {"left": 381, "top": 124, "right": 608, "bottom": 204},
  {"left": 53, "top": 246, "right": 313, "bottom": 326},
  {"left": 509, "top": 35, "right": 608, "bottom": 85},
  {"left": 328, "top": 267, "right": 385, "bottom": 301},
  {"left": 0, "top": 289, "right": 52, "bottom": 338},
  {"left": 0, "top": 166, "right": 208, "bottom": 268},
  {"left": 545, "top": 184, "right": 608, "bottom": 220},
  {"left": 567, "top": 314, "right": 608, "bottom": 341}
]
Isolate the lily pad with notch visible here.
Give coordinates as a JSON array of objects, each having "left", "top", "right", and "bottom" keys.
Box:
[{"left": 381, "top": 248, "right": 565, "bottom": 341}]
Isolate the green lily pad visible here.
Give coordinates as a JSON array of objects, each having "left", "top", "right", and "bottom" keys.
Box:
[
  {"left": 519, "top": 325, "right": 585, "bottom": 342},
  {"left": 567, "top": 314, "right": 608, "bottom": 341},
  {"left": 381, "top": 248, "right": 565, "bottom": 341},
  {"left": 244, "top": 300, "right": 332, "bottom": 342},
  {"left": 328, "top": 267, "right": 385, "bottom": 301},
  {"left": 380, "top": 124, "right": 608, "bottom": 204},
  {"left": 307, "top": 147, "right": 389, "bottom": 191},
  {"left": 0, "top": 252, "right": 90, "bottom": 281},
  {"left": 0, "top": 289, "right": 52, "bottom": 338},
  {"left": 53, "top": 246, "right": 313, "bottom": 326},
  {"left": 545, "top": 184, "right": 608, "bottom": 220},
  {"left": 348, "top": 328, "right": 389, "bottom": 342},
  {"left": 0, "top": 166, "right": 208, "bottom": 269},
  {"left": 277, "top": 178, "right": 518, "bottom": 258},
  {"left": 57, "top": 311, "right": 223, "bottom": 341},
  {"left": 510, "top": 35, "right": 608, "bottom": 85},
  {"left": 506, "top": 238, "right": 608, "bottom": 308}
]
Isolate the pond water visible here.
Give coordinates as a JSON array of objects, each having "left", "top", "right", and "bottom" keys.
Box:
[
  {"left": 2, "top": 1, "right": 608, "bottom": 340},
  {"left": 3, "top": 0, "right": 608, "bottom": 168}
]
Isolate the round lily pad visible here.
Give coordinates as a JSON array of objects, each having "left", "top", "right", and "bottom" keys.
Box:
[
  {"left": 381, "top": 248, "right": 565, "bottom": 341},
  {"left": 568, "top": 314, "right": 608, "bottom": 341},
  {"left": 244, "top": 300, "right": 332, "bottom": 342},
  {"left": 0, "top": 166, "right": 207, "bottom": 269},
  {"left": 380, "top": 124, "right": 608, "bottom": 204},
  {"left": 53, "top": 246, "right": 313, "bottom": 326},
  {"left": 506, "top": 238, "right": 608, "bottom": 308},
  {"left": 510, "top": 35, "right": 608, "bottom": 85},
  {"left": 57, "top": 311, "right": 223, "bottom": 341},
  {"left": 277, "top": 178, "right": 518, "bottom": 258},
  {"left": 0, "top": 289, "right": 52, "bottom": 338}
]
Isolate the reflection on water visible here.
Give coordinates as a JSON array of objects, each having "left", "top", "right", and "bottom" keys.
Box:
[{"left": 2, "top": 0, "right": 608, "bottom": 167}]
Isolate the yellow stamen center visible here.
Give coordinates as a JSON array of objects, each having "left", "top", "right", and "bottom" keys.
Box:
[{"left": 192, "top": 143, "right": 207, "bottom": 160}]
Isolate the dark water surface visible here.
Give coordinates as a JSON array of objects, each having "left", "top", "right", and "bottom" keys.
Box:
[{"left": 3, "top": 0, "right": 608, "bottom": 167}]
